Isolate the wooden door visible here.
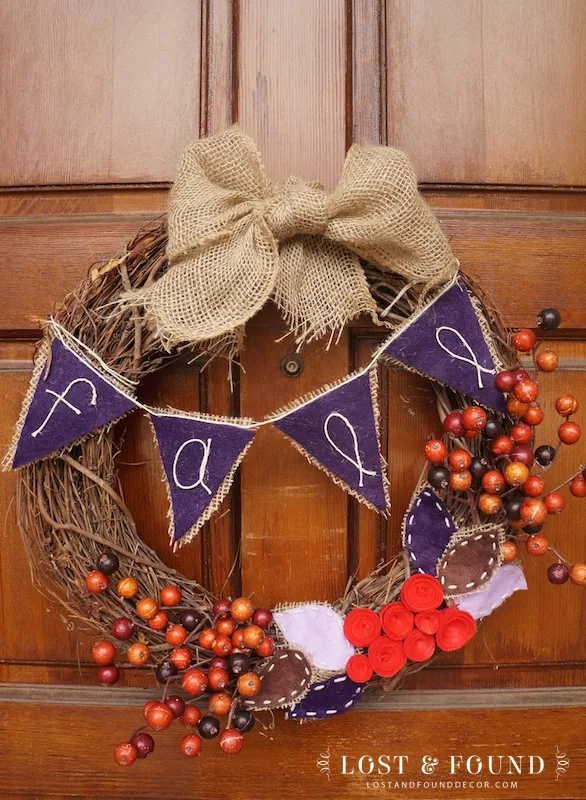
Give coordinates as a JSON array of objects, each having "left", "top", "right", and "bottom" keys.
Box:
[{"left": 1, "top": 2, "right": 585, "bottom": 798}]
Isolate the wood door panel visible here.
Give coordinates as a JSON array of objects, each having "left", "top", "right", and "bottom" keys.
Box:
[
  {"left": 386, "top": 0, "right": 586, "bottom": 185},
  {"left": 0, "top": 0, "right": 202, "bottom": 186}
]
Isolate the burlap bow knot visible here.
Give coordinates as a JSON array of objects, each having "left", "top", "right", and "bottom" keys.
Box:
[{"left": 128, "top": 126, "right": 457, "bottom": 356}]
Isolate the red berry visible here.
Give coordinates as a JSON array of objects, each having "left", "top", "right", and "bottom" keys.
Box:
[
  {"left": 536, "top": 349, "right": 558, "bottom": 372},
  {"left": 160, "top": 585, "right": 182, "bottom": 607},
  {"left": 448, "top": 448, "right": 472, "bottom": 470},
  {"left": 461, "top": 406, "right": 487, "bottom": 431},
  {"left": 523, "top": 405, "right": 544, "bottom": 426},
  {"left": 170, "top": 647, "right": 192, "bottom": 670},
  {"left": 252, "top": 608, "right": 273, "bottom": 629},
  {"left": 114, "top": 742, "right": 137, "bottom": 767},
  {"left": 166, "top": 624, "right": 188, "bottom": 647},
  {"left": 523, "top": 475, "right": 545, "bottom": 497},
  {"left": 142, "top": 700, "right": 157, "bottom": 721},
  {"left": 424, "top": 439, "right": 448, "bottom": 464},
  {"left": 212, "top": 634, "right": 233, "bottom": 657},
  {"left": 85, "top": 570, "right": 109, "bottom": 594},
  {"left": 510, "top": 423, "right": 533, "bottom": 445},
  {"left": 512, "top": 369, "right": 530, "bottom": 383},
  {"left": 559, "top": 421, "right": 581, "bottom": 445},
  {"left": 255, "top": 636, "right": 276, "bottom": 657},
  {"left": 127, "top": 642, "right": 150, "bottom": 666},
  {"left": 181, "top": 734, "right": 203, "bottom": 757},
  {"left": 209, "top": 656, "right": 228, "bottom": 670},
  {"left": 507, "top": 397, "right": 530, "bottom": 418},
  {"left": 180, "top": 705, "right": 202, "bottom": 728},
  {"left": 490, "top": 436, "right": 514, "bottom": 456},
  {"left": 482, "top": 470, "right": 506, "bottom": 494},
  {"left": 520, "top": 498, "right": 548, "bottom": 525},
  {"left": 494, "top": 371, "right": 516, "bottom": 393},
  {"left": 145, "top": 701, "right": 173, "bottom": 731},
  {"left": 198, "top": 627, "right": 217, "bottom": 649},
  {"left": 208, "top": 667, "right": 230, "bottom": 692},
  {"left": 570, "top": 475, "right": 586, "bottom": 498},
  {"left": 219, "top": 728, "right": 244, "bottom": 754},
  {"left": 92, "top": 640, "right": 116, "bottom": 666},
  {"left": 512, "top": 329, "right": 537, "bottom": 352},
  {"left": 98, "top": 664, "right": 119, "bottom": 685},
  {"left": 182, "top": 668, "right": 208, "bottom": 696},
  {"left": 443, "top": 410, "right": 466, "bottom": 437},
  {"left": 149, "top": 610, "right": 169, "bottom": 631},
  {"left": 208, "top": 691, "right": 232, "bottom": 716},
  {"left": 555, "top": 394, "right": 579, "bottom": 416},
  {"left": 510, "top": 445, "right": 534, "bottom": 467},
  {"left": 514, "top": 380, "right": 539, "bottom": 404},
  {"left": 525, "top": 534, "right": 548, "bottom": 556},
  {"left": 166, "top": 695, "right": 186, "bottom": 718},
  {"left": 130, "top": 732, "right": 155, "bottom": 759},
  {"left": 544, "top": 492, "right": 565, "bottom": 514},
  {"left": 216, "top": 616, "right": 237, "bottom": 636},
  {"left": 213, "top": 599, "right": 232, "bottom": 616}
]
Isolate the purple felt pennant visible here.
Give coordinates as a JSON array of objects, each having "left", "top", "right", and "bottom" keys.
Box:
[
  {"left": 453, "top": 564, "right": 527, "bottom": 619},
  {"left": 383, "top": 281, "right": 506, "bottom": 411},
  {"left": 11, "top": 338, "right": 136, "bottom": 469},
  {"left": 403, "top": 489, "right": 457, "bottom": 576},
  {"left": 272, "top": 370, "right": 388, "bottom": 511},
  {"left": 287, "top": 673, "right": 364, "bottom": 720},
  {"left": 150, "top": 412, "right": 255, "bottom": 544}
]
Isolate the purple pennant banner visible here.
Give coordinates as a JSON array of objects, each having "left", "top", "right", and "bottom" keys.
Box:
[
  {"left": 150, "top": 413, "right": 256, "bottom": 545},
  {"left": 11, "top": 338, "right": 136, "bottom": 469},
  {"left": 383, "top": 281, "right": 506, "bottom": 411},
  {"left": 272, "top": 370, "right": 388, "bottom": 511}
]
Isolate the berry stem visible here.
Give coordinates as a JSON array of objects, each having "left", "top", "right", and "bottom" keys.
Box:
[{"left": 547, "top": 466, "right": 584, "bottom": 496}]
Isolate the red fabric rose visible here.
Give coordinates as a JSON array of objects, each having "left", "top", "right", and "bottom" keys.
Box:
[
  {"left": 401, "top": 573, "right": 444, "bottom": 612},
  {"left": 343, "top": 608, "right": 382, "bottom": 648},
  {"left": 379, "top": 602, "right": 414, "bottom": 640},
  {"left": 367, "top": 636, "right": 406, "bottom": 678},
  {"left": 403, "top": 629, "right": 436, "bottom": 662},
  {"left": 436, "top": 607, "right": 476, "bottom": 652},
  {"left": 346, "top": 654, "right": 373, "bottom": 683},
  {"left": 414, "top": 610, "right": 441, "bottom": 635}
]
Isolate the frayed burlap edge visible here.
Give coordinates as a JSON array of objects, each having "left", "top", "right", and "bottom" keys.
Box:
[
  {"left": 146, "top": 407, "right": 257, "bottom": 551},
  {"left": 2, "top": 333, "right": 136, "bottom": 473},
  {"left": 439, "top": 523, "right": 506, "bottom": 599},
  {"left": 268, "top": 367, "right": 390, "bottom": 514}
]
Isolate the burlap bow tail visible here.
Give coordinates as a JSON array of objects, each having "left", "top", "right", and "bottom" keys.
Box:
[{"left": 128, "top": 127, "right": 457, "bottom": 355}]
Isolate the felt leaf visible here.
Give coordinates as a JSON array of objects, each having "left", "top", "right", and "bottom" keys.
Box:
[
  {"left": 273, "top": 603, "right": 355, "bottom": 671},
  {"left": 403, "top": 489, "right": 456, "bottom": 575},
  {"left": 453, "top": 564, "right": 527, "bottom": 619},
  {"left": 287, "top": 673, "right": 364, "bottom": 720},
  {"left": 437, "top": 527, "right": 503, "bottom": 597},
  {"left": 243, "top": 649, "right": 312, "bottom": 711}
]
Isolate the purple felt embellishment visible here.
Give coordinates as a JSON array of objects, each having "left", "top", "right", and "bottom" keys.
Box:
[
  {"left": 287, "top": 673, "right": 364, "bottom": 719},
  {"left": 150, "top": 413, "right": 255, "bottom": 542},
  {"left": 383, "top": 281, "right": 506, "bottom": 411},
  {"left": 273, "top": 371, "right": 387, "bottom": 510},
  {"left": 453, "top": 564, "right": 527, "bottom": 619},
  {"left": 404, "top": 489, "right": 456, "bottom": 575},
  {"left": 12, "top": 339, "right": 136, "bottom": 469}
]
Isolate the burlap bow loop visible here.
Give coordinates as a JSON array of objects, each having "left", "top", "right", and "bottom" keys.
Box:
[{"left": 125, "top": 126, "right": 457, "bottom": 356}]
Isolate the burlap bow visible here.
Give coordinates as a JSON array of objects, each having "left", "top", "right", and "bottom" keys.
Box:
[{"left": 127, "top": 126, "right": 457, "bottom": 356}]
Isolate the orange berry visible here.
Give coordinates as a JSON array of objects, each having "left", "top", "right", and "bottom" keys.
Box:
[
  {"left": 208, "top": 692, "right": 232, "bottom": 716},
  {"left": 504, "top": 462, "right": 530, "bottom": 487},
  {"left": 449, "top": 470, "right": 472, "bottom": 492},
  {"left": 544, "top": 492, "right": 565, "bottom": 514},
  {"left": 237, "top": 672, "right": 261, "bottom": 698},
  {"left": 520, "top": 498, "right": 548, "bottom": 525},
  {"left": 501, "top": 541, "right": 518, "bottom": 563},
  {"left": 478, "top": 494, "right": 502, "bottom": 515},
  {"left": 166, "top": 624, "right": 188, "bottom": 646},
  {"left": 448, "top": 448, "right": 472, "bottom": 470},
  {"left": 514, "top": 380, "right": 539, "bottom": 404},
  {"left": 569, "top": 564, "right": 586, "bottom": 586},
  {"left": 525, "top": 535, "right": 548, "bottom": 556},
  {"left": 160, "top": 585, "right": 182, "bottom": 607},
  {"left": 117, "top": 576, "right": 138, "bottom": 599},
  {"left": 555, "top": 394, "right": 579, "bottom": 416},
  {"left": 570, "top": 475, "right": 586, "bottom": 498},
  {"left": 86, "top": 571, "right": 109, "bottom": 594},
  {"left": 482, "top": 470, "right": 506, "bottom": 495},
  {"left": 523, "top": 475, "right": 545, "bottom": 498},
  {"left": 136, "top": 597, "right": 159, "bottom": 621},
  {"left": 536, "top": 349, "right": 558, "bottom": 372},
  {"left": 523, "top": 405, "right": 544, "bottom": 426},
  {"left": 127, "top": 642, "right": 150, "bottom": 666},
  {"left": 507, "top": 397, "right": 530, "bottom": 418},
  {"left": 559, "top": 421, "right": 581, "bottom": 445},
  {"left": 512, "top": 329, "right": 536, "bottom": 352},
  {"left": 230, "top": 597, "right": 254, "bottom": 623},
  {"left": 149, "top": 610, "right": 169, "bottom": 631},
  {"left": 242, "top": 625, "right": 265, "bottom": 649}
]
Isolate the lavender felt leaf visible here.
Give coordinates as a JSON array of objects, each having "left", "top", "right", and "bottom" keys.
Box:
[
  {"left": 273, "top": 603, "right": 355, "bottom": 671},
  {"left": 453, "top": 564, "right": 527, "bottom": 619}
]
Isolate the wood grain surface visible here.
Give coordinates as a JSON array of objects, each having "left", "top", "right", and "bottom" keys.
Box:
[{"left": 1, "top": 1, "right": 585, "bottom": 797}]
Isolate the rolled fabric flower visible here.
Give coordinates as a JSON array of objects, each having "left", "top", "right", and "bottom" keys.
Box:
[
  {"left": 414, "top": 610, "right": 441, "bottom": 635},
  {"left": 403, "top": 629, "right": 436, "bottom": 662},
  {"left": 367, "top": 636, "right": 407, "bottom": 678},
  {"left": 436, "top": 607, "right": 476, "bottom": 652},
  {"left": 379, "top": 602, "right": 414, "bottom": 640},
  {"left": 401, "top": 573, "right": 444, "bottom": 612},
  {"left": 346, "top": 654, "right": 373, "bottom": 683},
  {"left": 343, "top": 608, "right": 382, "bottom": 648}
]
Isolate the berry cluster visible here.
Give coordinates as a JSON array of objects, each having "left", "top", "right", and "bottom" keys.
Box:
[
  {"left": 423, "top": 307, "right": 586, "bottom": 587},
  {"left": 84, "top": 555, "right": 272, "bottom": 765},
  {"left": 343, "top": 574, "right": 476, "bottom": 682}
]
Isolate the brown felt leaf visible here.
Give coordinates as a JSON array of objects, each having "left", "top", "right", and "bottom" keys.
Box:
[
  {"left": 437, "top": 526, "right": 503, "bottom": 597},
  {"left": 242, "top": 649, "right": 313, "bottom": 711}
]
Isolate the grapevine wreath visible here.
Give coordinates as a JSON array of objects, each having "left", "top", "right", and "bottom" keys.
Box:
[{"left": 7, "top": 127, "right": 586, "bottom": 765}]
